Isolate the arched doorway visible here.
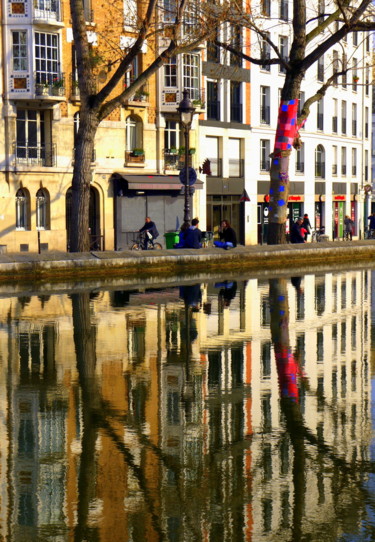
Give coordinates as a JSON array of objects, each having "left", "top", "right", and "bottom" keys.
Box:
[{"left": 66, "top": 186, "right": 101, "bottom": 250}]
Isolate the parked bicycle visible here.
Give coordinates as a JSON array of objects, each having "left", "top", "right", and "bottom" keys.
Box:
[
  {"left": 130, "top": 231, "right": 162, "bottom": 250},
  {"left": 311, "top": 227, "right": 326, "bottom": 242}
]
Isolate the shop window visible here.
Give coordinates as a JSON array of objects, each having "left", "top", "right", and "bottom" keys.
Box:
[{"left": 16, "top": 188, "right": 30, "bottom": 230}]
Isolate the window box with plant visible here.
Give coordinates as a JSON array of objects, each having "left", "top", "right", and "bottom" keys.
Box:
[
  {"left": 132, "top": 148, "right": 144, "bottom": 156},
  {"left": 35, "top": 82, "right": 49, "bottom": 96},
  {"left": 51, "top": 76, "right": 65, "bottom": 96}
]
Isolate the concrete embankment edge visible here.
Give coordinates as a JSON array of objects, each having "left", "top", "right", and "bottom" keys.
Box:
[{"left": 0, "top": 242, "right": 374, "bottom": 284}]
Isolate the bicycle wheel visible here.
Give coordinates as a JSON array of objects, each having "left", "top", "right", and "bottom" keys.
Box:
[
  {"left": 130, "top": 243, "right": 141, "bottom": 250},
  {"left": 153, "top": 243, "right": 162, "bottom": 250}
]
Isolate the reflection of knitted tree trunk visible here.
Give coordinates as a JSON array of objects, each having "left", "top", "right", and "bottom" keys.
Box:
[
  {"left": 269, "top": 278, "right": 305, "bottom": 540},
  {"left": 71, "top": 292, "right": 99, "bottom": 541}
]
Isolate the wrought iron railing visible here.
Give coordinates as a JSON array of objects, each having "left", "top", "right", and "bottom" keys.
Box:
[{"left": 14, "top": 144, "right": 56, "bottom": 167}]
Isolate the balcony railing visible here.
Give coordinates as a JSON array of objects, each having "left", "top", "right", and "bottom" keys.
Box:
[
  {"left": 14, "top": 144, "right": 56, "bottom": 167},
  {"left": 332, "top": 116, "right": 338, "bottom": 132},
  {"left": 296, "top": 161, "right": 304, "bottom": 173},
  {"left": 229, "top": 158, "right": 244, "bottom": 178},
  {"left": 35, "top": 72, "right": 65, "bottom": 97},
  {"left": 260, "top": 159, "right": 270, "bottom": 172},
  {"left": 207, "top": 100, "right": 220, "bottom": 121},
  {"left": 261, "top": 106, "right": 270, "bottom": 124},
  {"left": 352, "top": 120, "right": 357, "bottom": 136},
  {"left": 332, "top": 164, "right": 337, "bottom": 175},
  {"left": 315, "top": 163, "right": 325, "bottom": 178},
  {"left": 352, "top": 166, "right": 357, "bottom": 176},
  {"left": 125, "top": 80, "right": 150, "bottom": 104},
  {"left": 230, "top": 103, "right": 242, "bottom": 123},
  {"left": 317, "top": 113, "right": 323, "bottom": 131},
  {"left": 341, "top": 119, "right": 347, "bottom": 134},
  {"left": 341, "top": 165, "right": 347, "bottom": 176},
  {"left": 164, "top": 151, "right": 192, "bottom": 170}
]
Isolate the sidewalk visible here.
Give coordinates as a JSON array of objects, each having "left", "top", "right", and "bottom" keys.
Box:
[{"left": 0, "top": 239, "right": 375, "bottom": 285}]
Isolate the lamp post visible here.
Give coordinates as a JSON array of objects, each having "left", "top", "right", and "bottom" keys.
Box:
[{"left": 177, "top": 90, "right": 196, "bottom": 226}]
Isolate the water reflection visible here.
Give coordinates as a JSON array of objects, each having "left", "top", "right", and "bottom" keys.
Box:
[{"left": 1, "top": 270, "right": 374, "bottom": 540}]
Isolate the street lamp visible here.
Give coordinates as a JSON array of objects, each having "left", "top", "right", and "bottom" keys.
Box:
[{"left": 177, "top": 89, "right": 196, "bottom": 226}]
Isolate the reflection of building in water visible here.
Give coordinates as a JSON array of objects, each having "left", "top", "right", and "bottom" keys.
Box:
[{"left": 0, "top": 272, "right": 371, "bottom": 540}]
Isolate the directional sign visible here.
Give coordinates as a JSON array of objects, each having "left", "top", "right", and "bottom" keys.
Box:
[{"left": 179, "top": 167, "right": 197, "bottom": 186}]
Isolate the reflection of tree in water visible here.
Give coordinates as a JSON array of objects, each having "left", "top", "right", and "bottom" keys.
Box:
[{"left": 269, "top": 278, "right": 375, "bottom": 541}]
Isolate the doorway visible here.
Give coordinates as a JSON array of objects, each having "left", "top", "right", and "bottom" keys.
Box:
[{"left": 206, "top": 196, "right": 244, "bottom": 244}]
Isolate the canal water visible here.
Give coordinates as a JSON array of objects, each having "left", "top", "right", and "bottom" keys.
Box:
[{"left": 2, "top": 268, "right": 375, "bottom": 541}]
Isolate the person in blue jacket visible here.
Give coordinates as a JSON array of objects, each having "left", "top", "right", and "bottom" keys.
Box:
[{"left": 184, "top": 218, "right": 202, "bottom": 248}]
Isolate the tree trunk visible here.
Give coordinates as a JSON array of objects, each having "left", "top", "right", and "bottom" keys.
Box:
[{"left": 70, "top": 111, "right": 99, "bottom": 252}]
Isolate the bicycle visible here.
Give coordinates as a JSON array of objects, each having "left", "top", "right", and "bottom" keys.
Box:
[
  {"left": 311, "top": 227, "right": 325, "bottom": 242},
  {"left": 130, "top": 231, "right": 162, "bottom": 251}
]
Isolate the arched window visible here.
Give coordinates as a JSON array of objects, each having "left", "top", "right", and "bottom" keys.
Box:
[
  {"left": 16, "top": 188, "right": 30, "bottom": 230},
  {"left": 125, "top": 115, "right": 142, "bottom": 151},
  {"left": 36, "top": 188, "right": 50, "bottom": 230},
  {"left": 315, "top": 145, "right": 325, "bottom": 178}
]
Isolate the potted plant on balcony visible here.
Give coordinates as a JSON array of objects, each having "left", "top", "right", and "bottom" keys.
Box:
[
  {"left": 51, "top": 76, "right": 65, "bottom": 96},
  {"left": 134, "top": 90, "right": 149, "bottom": 102},
  {"left": 35, "top": 82, "right": 49, "bottom": 96},
  {"left": 353, "top": 75, "right": 359, "bottom": 83},
  {"left": 132, "top": 148, "right": 144, "bottom": 156},
  {"left": 168, "top": 147, "right": 178, "bottom": 154}
]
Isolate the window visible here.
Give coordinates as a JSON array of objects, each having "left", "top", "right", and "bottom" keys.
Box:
[
  {"left": 365, "top": 150, "right": 369, "bottom": 180},
  {"left": 35, "top": 0, "right": 60, "bottom": 19},
  {"left": 341, "top": 101, "right": 347, "bottom": 134},
  {"left": 12, "top": 31, "right": 28, "bottom": 71},
  {"left": 341, "top": 147, "right": 347, "bottom": 176},
  {"left": 341, "top": 53, "right": 347, "bottom": 88},
  {"left": 260, "top": 86, "right": 270, "bottom": 124},
  {"left": 352, "top": 148, "right": 357, "bottom": 176},
  {"left": 164, "top": 120, "right": 179, "bottom": 150},
  {"left": 366, "top": 65, "right": 370, "bottom": 96},
  {"left": 230, "top": 82, "right": 242, "bottom": 123},
  {"left": 332, "top": 50, "right": 339, "bottom": 86},
  {"left": 296, "top": 143, "right": 304, "bottom": 172},
  {"left": 207, "top": 31, "right": 220, "bottom": 63},
  {"left": 297, "top": 91, "right": 305, "bottom": 124},
  {"left": 164, "top": 56, "right": 177, "bottom": 87},
  {"left": 352, "top": 59, "right": 358, "bottom": 91},
  {"left": 16, "top": 188, "right": 30, "bottom": 230},
  {"left": 332, "top": 98, "right": 338, "bottom": 132},
  {"left": 261, "top": 34, "right": 271, "bottom": 71},
  {"left": 260, "top": 140, "right": 271, "bottom": 171},
  {"left": 125, "top": 115, "right": 142, "bottom": 151},
  {"left": 365, "top": 107, "right": 369, "bottom": 138},
  {"left": 16, "top": 109, "right": 49, "bottom": 165},
  {"left": 262, "top": 0, "right": 271, "bottom": 16},
  {"left": 317, "top": 55, "right": 324, "bottom": 82},
  {"left": 279, "top": 0, "right": 288, "bottom": 21},
  {"left": 207, "top": 81, "right": 220, "bottom": 121},
  {"left": 332, "top": 145, "right": 337, "bottom": 174},
  {"left": 183, "top": 54, "right": 199, "bottom": 99},
  {"left": 163, "top": 0, "right": 177, "bottom": 23},
  {"left": 230, "top": 26, "right": 242, "bottom": 67},
  {"left": 228, "top": 138, "right": 242, "bottom": 177},
  {"left": 35, "top": 32, "right": 60, "bottom": 85},
  {"left": 352, "top": 103, "right": 357, "bottom": 136},
  {"left": 317, "top": 98, "right": 323, "bottom": 131},
  {"left": 315, "top": 145, "right": 325, "bottom": 177},
  {"left": 36, "top": 188, "right": 50, "bottom": 230},
  {"left": 318, "top": 0, "right": 325, "bottom": 23},
  {"left": 205, "top": 136, "right": 220, "bottom": 176},
  {"left": 353, "top": 31, "right": 358, "bottom": 46},
  {"left": 279, "top": 36, "right": 288, "bottom": 73}
]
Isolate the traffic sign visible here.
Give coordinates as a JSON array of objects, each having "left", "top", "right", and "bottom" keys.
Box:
[{"left": 179, "top": 167, "right": 197, "bottom": 186}]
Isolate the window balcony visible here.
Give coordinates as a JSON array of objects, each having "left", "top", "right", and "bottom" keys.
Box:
[
  {"left": 33, "top": 0, "right": 63, "bottom": 23},
  {"left": 296, "top": 161, "right": 304, "bottom": 173},
  {"left": 332, "top": 116, "right": 338, "bottom": 132},
  {"left": 164, "top": 151, "right": 192, "bottom": 171},
  {"left": 352, "top": 120, "right": 357, "bottom": 136},
  {"left": 14, "top": 144, "right": 56, "bottom": 167},
  {"left": 352, "top": 166, "right": 357, "bottom": 176},
  {"left": 341, "top": 119, "right": 347, "bottom": 134},
  {"left": 125, "top": 150, "right": 145, "bottom": 165},
  {"left": 230, "top": 103, "right": 242, "bottom": 123},
  {"left": 317, "top": 113, "right": 323, "bottom": 131},
  {"left": 341, "top": 165, "right": 347, "bottom": 176},
  {"left": 332, "top": 164, "right": 337, "bottom": 175},
  {"left": 35, "top": 72, "right": 66, "bottom": 99},
  {"left": 125, "top": 81, "right": 150, "bottom": 106}
]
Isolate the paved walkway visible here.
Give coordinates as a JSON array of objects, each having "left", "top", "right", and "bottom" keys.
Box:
[{"left": 0, "top": 239, "right": 375, "bottom": 285}]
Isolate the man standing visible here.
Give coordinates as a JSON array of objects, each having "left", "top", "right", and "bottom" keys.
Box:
[
  {"left": 139, "top": 217, "right": 159, "bottom": 249},
  {"left": 184, "top": 218, "right": 202, "bottom": 248},
  {"left": 290, "top": 217, "right": 305, "bottom": 244},
  {"left": 302, "top": 213, "right": 312, "bottom": 242}
]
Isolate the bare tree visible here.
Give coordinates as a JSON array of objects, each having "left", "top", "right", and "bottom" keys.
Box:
[
  {"left": 69, "top": 0, "right": 212, "bottom": 252},
  {"left": 215, "top": 0, "right": 375, "bottom": 244}
]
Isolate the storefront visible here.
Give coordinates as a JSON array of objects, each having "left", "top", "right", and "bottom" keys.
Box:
[{"left": 113, "top": 174, "right": 203, "bottom": 249}]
